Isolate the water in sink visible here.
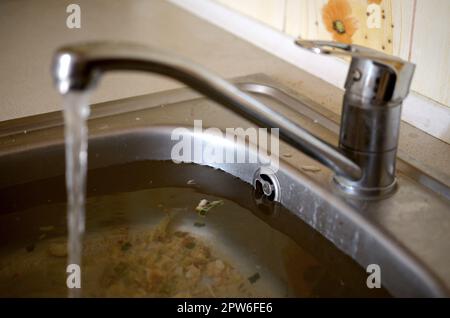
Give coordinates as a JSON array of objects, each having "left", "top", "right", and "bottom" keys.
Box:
[{"left": 0, "top": 161, "right": 390, "bottom": 297}]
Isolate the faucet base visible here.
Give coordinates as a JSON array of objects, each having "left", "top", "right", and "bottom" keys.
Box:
[{"left": 333, "top": 176, "right": 398, "bottom": 200}]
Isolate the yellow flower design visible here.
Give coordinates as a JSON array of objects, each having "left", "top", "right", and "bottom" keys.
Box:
[{"left": 322, "top": 0, "right": 358, "bottom": 44}]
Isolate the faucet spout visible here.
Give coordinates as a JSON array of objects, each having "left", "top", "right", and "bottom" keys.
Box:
[{"left": 52, "top": 41, "right": 361, "bottom": 181}]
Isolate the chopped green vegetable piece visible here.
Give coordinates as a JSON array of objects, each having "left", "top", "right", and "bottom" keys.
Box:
[
  {"left": 248, "top": 272, "right": 261, "bottom": 284},
  {"left": 195, "top": 199, "right": 224, "bottom": 217},
  {"left": 194, "top": 222, "right": 206, "bottom": 227},
  {"left": 121, "top": 242, "right": 132, "bottom": 251}
]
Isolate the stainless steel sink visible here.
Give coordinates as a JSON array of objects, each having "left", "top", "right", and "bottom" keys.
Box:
[{"left": 0, "top": 74, "right": 449, "bottom": 297}]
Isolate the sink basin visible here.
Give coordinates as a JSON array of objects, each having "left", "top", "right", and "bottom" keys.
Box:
[{"left": 0, "top": 74, "right": 449, "bottom": 297}]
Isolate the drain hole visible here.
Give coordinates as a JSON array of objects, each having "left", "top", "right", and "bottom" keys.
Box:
[
  {"left": 253, "top": 179, "right": 276, "bottom": 216},
  {"left": 260, "top": 174, "right": 276, "bottom": 201},
  {"left": 254, "top": 179, "right": 271, "bottom": 199},
  {"left": 252, "top": 168, "right": 281, "bottom": 216},
  {"left": 253, "top": 170, "right": 280, "bottom": 202}
]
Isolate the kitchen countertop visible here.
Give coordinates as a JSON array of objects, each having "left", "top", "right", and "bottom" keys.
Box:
[{"left": 0, "top": 0, "right": 448, "bottom": 181}]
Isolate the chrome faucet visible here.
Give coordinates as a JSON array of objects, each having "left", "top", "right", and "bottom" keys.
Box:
[
  {"left": 52, "top": 40, "right": 414, "bottom": 199},
  {"left": 295, "top": 40, "right": 415, "bottom": 197}
]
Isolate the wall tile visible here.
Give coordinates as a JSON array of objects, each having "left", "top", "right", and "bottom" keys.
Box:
[
  {"left": 215, "top": 0, "right": 286, "bottom": 31},
  {"left": 351, "top": 0, "right": 393, "bottom": 54},
  {"left": 285, "top": 0, "right": 329, "bottom": 40},
  {"left": 391, "top": 0, "right": 414, "bottom": 60},
  {"left": 410, "top": 0, "right": 450, "bottom": 106}
]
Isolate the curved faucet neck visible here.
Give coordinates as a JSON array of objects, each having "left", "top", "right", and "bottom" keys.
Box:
[{"left": 53, "top": 42, "right": 363, "bottom": 193}]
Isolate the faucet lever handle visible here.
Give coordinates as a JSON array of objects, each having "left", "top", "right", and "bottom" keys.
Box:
[{"left": 295, "top": 39, "right": 415, "bottom": 102}]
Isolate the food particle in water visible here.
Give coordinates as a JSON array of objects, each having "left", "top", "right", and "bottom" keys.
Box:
[
  {"left": 195, "top": 199, "right": 223, "bottom": 217},
  {"left": 120, "top": 242, "right": 132, "bottom": 252},
  {"left": 248, "top": 272, "right": 261, "bottom": 284},
  {"left": 48, "top": 242, "right": 67, "bottom": 257},
  {"left": 114, "top": 262, "right": 128, "bottom": 275},
  {"left": 183, "top": 237, "right": 196, "bottom": 250},
  {"left": 25, "top": 243, "right": 35, "bottom": 253},
  {"left": 185, "top": 265, "right": 201, "bottom": 282},
  {"left": 39, "top": 225, "right": 55, "bottom": 232},
  {"left": 206, "top": 259, "right": 225, "bottom": 277},
  {"left": 1, "top": 215, "right": 258, "bottom": 297}
]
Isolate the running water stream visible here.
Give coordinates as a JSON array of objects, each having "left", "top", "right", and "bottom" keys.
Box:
[{"left": 62, "top": 92, "right": 91, "bottom": 298}]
